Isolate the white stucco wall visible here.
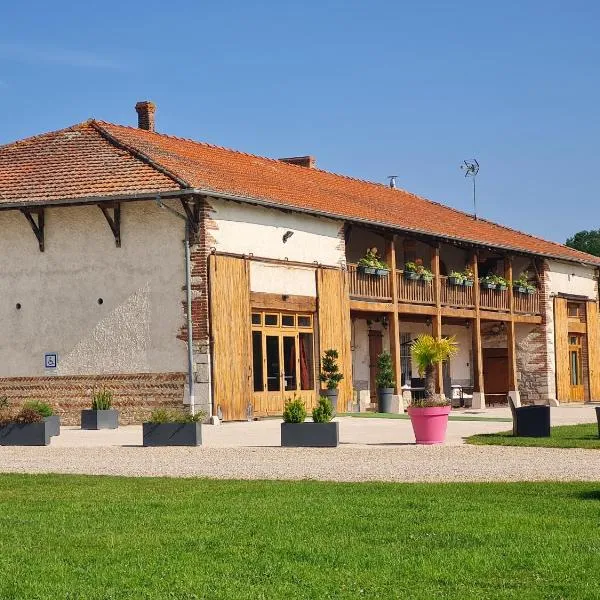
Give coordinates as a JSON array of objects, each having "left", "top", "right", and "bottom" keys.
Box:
[
  {"left": 249, "top": 262, "right": 317, "bottom": 296},
  {"left": 546, "top": 260, "right": 597, "bottom": 299},
  {"left": 210, "top": 197, "right": 344, "bottom": 267},
  {"left": 0, "top": 201, "right": 188, "bottom": 377}
]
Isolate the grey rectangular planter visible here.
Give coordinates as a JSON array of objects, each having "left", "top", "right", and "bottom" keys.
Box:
[
  {"left": 281, "top": 422, "right": 339, "bottom": 447},
  {"left": 81, "top": 409, "right": 119, "bottom": 430},
  {"left": 44, "top": 415, "right": 60, "bottom": 437},
  {"left": 143, "top": 422, "right": 202, "bottom": 446},
  {"left": 0, "top": 422, "right": 51, "bottom": 446}
]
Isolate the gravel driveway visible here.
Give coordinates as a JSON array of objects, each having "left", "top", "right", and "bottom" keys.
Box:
[{"left": 0, "top": 411, "right": 598, "bottom": 482}]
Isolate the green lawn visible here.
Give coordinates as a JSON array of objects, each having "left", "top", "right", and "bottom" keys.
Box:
[
  {"left": 1, "top": 476, "right": 600, "bottom": 599},
  {"left": 340, "top": 412, "right": 512, "bottom": 422},
  {"left": 467, "top": 422, "right": 600, "bottom": 449}
]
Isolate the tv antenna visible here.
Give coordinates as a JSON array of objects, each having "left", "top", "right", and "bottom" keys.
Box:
[{"left": 460, "top": 159, "right": 479, "bottom": 219}]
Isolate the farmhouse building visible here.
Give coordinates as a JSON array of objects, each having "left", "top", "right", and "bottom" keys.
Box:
[{"left": 1, "top": 102, "right": 599, "bottom": 422}]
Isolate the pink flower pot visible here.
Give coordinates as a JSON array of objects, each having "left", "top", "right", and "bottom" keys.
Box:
[{"left": 407, "top": 405, "right": 451, "bottom": 444}]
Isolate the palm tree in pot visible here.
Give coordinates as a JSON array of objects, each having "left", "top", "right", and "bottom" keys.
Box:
[
  {"left": 408, "top": 335, "right": 458, "bottom": 444},
  {"left": 375, "top": 351, "right": 395, "bottom": 413},
  {"left": 319, "top": 349, "right": 344, "bottom": 411}
]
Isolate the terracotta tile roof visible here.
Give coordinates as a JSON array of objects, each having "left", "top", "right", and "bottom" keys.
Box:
[
  {"left": 1, "top": 119, "right": 598, "bottom": 266},
  {"left": 0, "top": 122, "right": 179, "bottom": 203}
]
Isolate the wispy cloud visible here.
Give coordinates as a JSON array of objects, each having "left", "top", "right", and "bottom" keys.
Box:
[{"left": 0, "top": 42, "right": 124, "bottom": 70}]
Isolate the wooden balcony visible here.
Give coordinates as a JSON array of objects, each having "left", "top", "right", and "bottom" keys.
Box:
[{"left": 347, "top": 264, "right": 541, "bottom": 316}]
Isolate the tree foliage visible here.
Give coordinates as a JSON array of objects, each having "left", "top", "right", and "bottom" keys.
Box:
[{"left": 566, "top": 229, "right": 600, "bottom": 257}]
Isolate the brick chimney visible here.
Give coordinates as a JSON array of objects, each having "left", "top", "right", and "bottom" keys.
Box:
[
  {"left": 135, "top": 101, "right": 156, "bottom": 132},
  {"left": 278, "top": 156, "right": 316, "bottom": 169}
]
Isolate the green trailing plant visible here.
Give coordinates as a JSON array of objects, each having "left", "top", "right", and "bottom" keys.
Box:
[
  {"left": 92, "top": 389, "right": 113, "bottom": 411},
  {"left": 448, "top": 271, "right": 465, "bottom": 283},
  {"left": 283, "top": 396, "right": 307, "bottom": 423},
  {"left": 23, "top": 400, "right": 53, "bottom": 418},
  {"left": 375, "top": 351, "right": 395, "bottom": 389},
  {"left": 420, "top": 267, "right": 434, "bottom": 281},
  {"left": 312, "top": 396, "right": 334, "bottom": 423},
  {"left": 358, "top": 248, "right": 389, "bottom": 270},
  {"left": 319, "top": 349, "right": 344, "bottom": 390},
  {"left": 404, "top": 261, "right": 418, "bottom": 273},
  {"left": 149, "top": 409, "right": 206, "bottom": 423},
  {"left": 410, "top": 334, "right": 458, "bottom": 406}
]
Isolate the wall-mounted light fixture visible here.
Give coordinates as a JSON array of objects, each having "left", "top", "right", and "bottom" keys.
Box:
[
  {"left": 381, "top": 315, "right": 389, "bottom": 329},
  {"left": 282, "top": 230, "right": 294, "bottom": 243}
]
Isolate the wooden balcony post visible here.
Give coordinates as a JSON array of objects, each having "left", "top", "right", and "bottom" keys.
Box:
[
  {"left": 432, "top": 245, "right": 444, "bottom": 395},
  {"left": 505, "top": 256, "right": 519, "bottom": 403},
  {"left": 471, "top": 250, "right": 485, "bottom": 408},
  {"left": 386, "top": 236, "right": 402, "bottom": 395}
]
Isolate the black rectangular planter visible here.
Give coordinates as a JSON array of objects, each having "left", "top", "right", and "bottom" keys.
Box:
[
  {"left": 143, "top": 422, "right": 202, "bottom": 446},
  {"left": 81, "top": 409, "right": 119, "bottom": 430},
  {"left": 44, "top": 415, "right": 60, "bottom": 437},
  {"left": 0, "top": 422, "right": 51, "bottom": 446},
  {"left": 281, "top": 422, "right": 339, "bottom": 447},
  {"left": 596, "top": 407, "right": 600, "bottom": 438}
]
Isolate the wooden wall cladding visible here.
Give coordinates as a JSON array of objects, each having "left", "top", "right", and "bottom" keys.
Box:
[
  {"left": 209, "top": 254, "right": 252, "bottom": 420},
  {"left": 554, "top": 297, "right": 570, "bottom": 402},
  {"left": 586, "top": 300, "right": 600, "bottom": 401},
  {"left": 316, "top": 268, "right": 353, "bottom": 410}
]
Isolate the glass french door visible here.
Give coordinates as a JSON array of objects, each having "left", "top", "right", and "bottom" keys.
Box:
[
  {"left": 568, "top": 334, "right": 585, "bottom": 402},
  {"left": 251, "top": 311, "right": 316, "bottom": 416}
]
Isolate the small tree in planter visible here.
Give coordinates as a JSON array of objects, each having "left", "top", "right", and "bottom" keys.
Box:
[
  {"left": 375, "top": 351, "right": 395, "bottom": 413},
  {"left": 319, "top": 349, "right": 344, "bottom": 411},
  {"left": 408, "top": 335, "right": 458, "bottom": 444},
  {"left": 0, "top": 399, "right": 51, "bottom": 446},
  {"left": 358, "top": 247, "right": 389, "bottom": 276},
  {"left": 81, "top": 389, "right": 119, "bottom": 430},
  {"left": 24, "top": 400, "right": 60, "bottom": 437},
  {"left": 281, "top": 396, "right": 338, "bottom": 447},
  {"left": 143, "top": 408, "right": 206, "bottom": 446}
]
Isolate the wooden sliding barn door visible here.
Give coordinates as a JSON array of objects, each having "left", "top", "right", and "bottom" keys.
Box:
[
  {"left": 209, "top": 255, "right": 252, "bottom": 420},
  {"left": 554, "top": 297, "right": 570, "bottom": 402},
  {"left": 586, "top": 300, "right": 600, "bottom": 401},
  {"left": 316, "top": 268, "right": 353, "bottom": 411}
]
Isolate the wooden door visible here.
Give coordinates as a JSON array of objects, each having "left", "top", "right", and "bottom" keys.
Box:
[
  {"left": 209, "top": 255, "right": 252, "bottom": 421},
  {"left": 316, "top": 268, "right": 353, "bottom": 412},
  {"left": 554, "top": 297, "right": 570, "bottom": 402},
  {"left": 368, "top": 330, "right": 383, "bottom": 402},
  {"left": 568, "top": 334, "right": 585, "bottom": 402},
  {"left": 586, "top": 301, "right": 600, "bottom": 401},
  {"left": 483, "top": 348, "right": 508, "bottom": 404}
]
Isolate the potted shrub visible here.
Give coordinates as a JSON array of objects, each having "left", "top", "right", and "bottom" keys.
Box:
[
  {"left": 463, "top": 267, "right": 475, "bottom": 287},
  {"left": 143, "top": 409, "right": 205, "bottom": 446},
  {"left": 81, "top": 389, "right": 119, "bottom": 430},
  {"left": 0, "top": 400, "right": 51, "bottom": 446},
  {"left": 407, "top": 335, "right": 458, "bottom": 444},
  {"left": 358, "top": 247, "right": 389, "bottom": 277},
  {"left": 375, "top": 351, "right": 395, "bottom": 413},
  {"left": 448, "top": 271, "right": 465, "bottom": 286},
  {"left": 23, "top": 400, "right": 60, "bottom": 437},
  {"left": 281, "top": 396, "right": 338, "bottom": 447},
  {"left": 319, "top": 349, "right": 343, "bottom": 411},
  {"left": 403, "top": 261, "right": 420, "bottom": 280}
]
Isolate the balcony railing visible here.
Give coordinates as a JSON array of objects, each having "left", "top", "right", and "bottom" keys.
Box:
[{"left": 347, "top": 264, "right": 541, "bottom": 315}]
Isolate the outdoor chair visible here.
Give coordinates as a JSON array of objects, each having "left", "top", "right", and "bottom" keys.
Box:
[{"left": 508, "top": 397, "right": 551, "bottom": 437}]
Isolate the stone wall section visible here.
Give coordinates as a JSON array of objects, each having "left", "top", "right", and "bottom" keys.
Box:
[{"left": 0, "top": 373, "right": 185, "bottom": 425}]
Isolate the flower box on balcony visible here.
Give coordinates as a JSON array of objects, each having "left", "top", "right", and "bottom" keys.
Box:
[
  {"left": 463, "top": 279, "right": 474, "bottom": 287},
  {"left": 514, "top": 285, "right": 527, "bottom": 294},
  {"left": 496, "top": 284, "right": 508, "bottom": 291},
  {"left": 481, "top": 281, "right": 496, "bottom": 289},
  {"left": 448, "top": 276, "right": 463, "bottom": 286},
  {"left": 404, "top": 270, "right": 420, "bottom": 281},
  {"left": 358, "top": 265, "right": 377, "bottom": 275},
  {"left": 375, "top": 268, "right": 389, "bottom": 276}
]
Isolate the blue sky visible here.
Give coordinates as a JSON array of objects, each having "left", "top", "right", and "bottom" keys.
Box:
[{"left": 1, "top": 1, "right": 598, "bottom": 244}]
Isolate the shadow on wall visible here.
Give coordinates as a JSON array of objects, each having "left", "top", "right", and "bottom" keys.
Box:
[{"left": 57, "top": 283, "right": 151, "bottom": 374}]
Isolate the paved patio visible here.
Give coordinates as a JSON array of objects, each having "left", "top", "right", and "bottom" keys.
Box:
[{"left": 0, "top": 406, "right": 597, "bottom": 482}]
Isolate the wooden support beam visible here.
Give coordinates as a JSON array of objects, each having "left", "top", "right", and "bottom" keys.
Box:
[
  {"left": 505, "top": 257, "right": 518, "bottom": 394},
  {"left": 98, "top": 203, "right": 121, "bottom": 247},
  {"left": 386, "top": 236, "right": 402, "bottom": 394},
  {"left": 431, "top": 245, "right": 444, "bottom": 394},
  {"left": 471, "top": 251, "right": 485, "bottom": 404},
  {"left": 180, "top": 198, "right": 200, "bottom": 236},
  {"left": 20, "top": 208, "right": 44, "bottom": 252}
]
